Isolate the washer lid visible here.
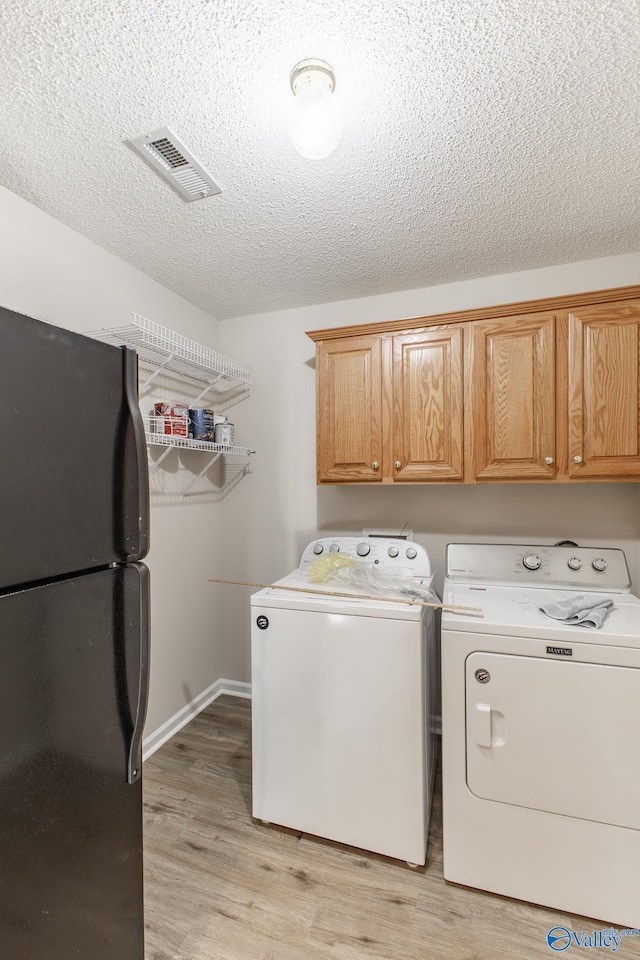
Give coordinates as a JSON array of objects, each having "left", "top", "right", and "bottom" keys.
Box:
[
  {"left": 250, "top": 573, "right": 432, "bottom": 620},
  {"left": 442, "top": 581, "right": 640, "bottom": 647}
]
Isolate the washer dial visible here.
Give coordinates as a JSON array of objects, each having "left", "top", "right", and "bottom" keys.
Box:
[
  {"left": 356, "top": 542, "right": 370, "bottom": 557},
  {"left": 312, "top": 543, "right": 324, "bottom": 555},
  {"left": 387, "top": 545, "right": 399, "bottom": 558},
  {"left": 567, "top": 557, "right": 582, "bottom": 570},
  {"left": 592, "top": 558, "right": 608, "bottom": 572},
  {"left": 405, "top": 546, "right": 417, "bottom": 560},
  {"left": 522, "top": 554, "right": 541, "bottom": 571}
]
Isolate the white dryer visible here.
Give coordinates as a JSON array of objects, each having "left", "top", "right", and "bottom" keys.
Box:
[
  {"left": 251, "top": 537, "right": 437, "bottom": 865},
  {"left": 441, "top": 542, "right": 640, "bottom": 926}
]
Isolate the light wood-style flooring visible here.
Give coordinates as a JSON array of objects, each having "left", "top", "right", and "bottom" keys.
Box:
[{"left": 143, "top": 696, "right": 640, "bottom": 959}]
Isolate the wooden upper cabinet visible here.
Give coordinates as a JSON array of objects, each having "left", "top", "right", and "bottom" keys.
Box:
[
  {"left": 470, "top": 313, "right": 557, "bottom": 480},
  {"left": 391, "top": 326, "right": 464, "bottom": 481},
  {"left": 568, "top": 301, "right": 640, "bottom": 479},
  {"left": 308, "top": 284, "right": 640, "bottom": 485},
  {"left": 316, "top": 335, "right": 382, "bottom": 482}
]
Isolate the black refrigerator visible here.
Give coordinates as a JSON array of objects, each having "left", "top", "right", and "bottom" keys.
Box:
[{"left": 0, "top": 306, "right": 150, "bottom": 960}]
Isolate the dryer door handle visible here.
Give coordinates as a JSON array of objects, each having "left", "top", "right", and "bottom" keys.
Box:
[{"left": 475, "top": 703, "right": 492, "bottom": 748}]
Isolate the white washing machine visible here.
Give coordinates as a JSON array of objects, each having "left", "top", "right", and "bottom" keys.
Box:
[
  {"left": 441, "top": 541, "right": 640, "bottom": 926},
  {"left": 251, "top": 536, "right": 437, "bottom": 865}
]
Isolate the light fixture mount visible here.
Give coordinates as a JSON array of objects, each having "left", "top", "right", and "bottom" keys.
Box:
[{"left": 290, "top": 58, "right": 336, "bottom": 96}]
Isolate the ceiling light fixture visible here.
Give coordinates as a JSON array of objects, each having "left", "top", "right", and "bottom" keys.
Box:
[{"left": 288, "top": 59, "right": 342, "bottom": 160}]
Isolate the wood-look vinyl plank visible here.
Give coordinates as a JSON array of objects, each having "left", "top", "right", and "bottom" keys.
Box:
[
  {"left": 181, "top": 761, "right": 252, "bottom": 826},
  {"left": 144, "top": 778, "right": 195, "bottom": 829},
  {"left": 143, "top": 946, "right": 187, "bottom": 960},
  {"left": 308, "top": 896, "right": 420, "bottom": 960},
  {"left": 149, "top": 829, "right": 320, "bottom": 926},
  {"left": 183, "top": 881, "right": 314, "bottom": 955},
  {"left": 144, "top": 696, "right": 640, "bottom": 960},
  {"left": 280, "top": 842, "right": 422, "bottom": 912},
  {"left": 260, "top": 943, "right": 349, "bottom": 960},
  {"left": 411, "top": 885, "right": 562, "bottom": 960},
  {"left": 144, "top": 850, "right": 219, "bottom": 957},
  {"left": 179, "top": 919, "right": 270, "bottom": 960}
]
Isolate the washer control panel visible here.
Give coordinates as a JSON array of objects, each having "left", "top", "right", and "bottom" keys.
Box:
[
  {"left": 300, "top": 538, "right": 433, "bottom": 578},
  {"left": 446, "top": 543, "right": 631, "bottom": 591}
]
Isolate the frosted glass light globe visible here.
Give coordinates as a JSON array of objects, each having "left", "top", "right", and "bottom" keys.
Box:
[{"left": 288, "top": 60, "right": 342, "bottom": 160}]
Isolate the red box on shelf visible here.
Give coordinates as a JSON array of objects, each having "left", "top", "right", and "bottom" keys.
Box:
[{"left": 153, "top": 403, "right": 188, "bottom": 437}]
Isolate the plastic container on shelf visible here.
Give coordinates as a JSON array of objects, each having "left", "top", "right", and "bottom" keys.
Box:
[{"left": 214, "top": 417, "right": 235, "bottom": 445}]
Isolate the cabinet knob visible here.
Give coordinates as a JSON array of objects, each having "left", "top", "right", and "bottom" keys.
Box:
[
  {"left": 394, "top": 460, "right": 401, "bottom": 469},
  {"left": 573, "top": 455, "right": 583, "bottom": 464},
  {"left": 372, "top": 461, "right": 379, "bottom": 470},
  {"left": 544, "top": 457, "right": 554, "bottom": 465}
]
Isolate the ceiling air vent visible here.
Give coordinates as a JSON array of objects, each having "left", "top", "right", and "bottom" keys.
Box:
[{"left": 128, "top": 126, "right": 222, "bottom": 202}]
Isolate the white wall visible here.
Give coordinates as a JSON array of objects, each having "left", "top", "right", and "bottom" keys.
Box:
[
  {"left": 0, "top": 185, "right": 223, "bottom": 736},
  {"left": 4, "top": 181, "right": 638, "bottom": 714},
  {"left": 219, "top": 252, "right": 640, "bottom": 682}
]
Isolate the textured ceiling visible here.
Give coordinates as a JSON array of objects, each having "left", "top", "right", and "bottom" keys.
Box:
[{"left": 1, "top": 0, "right": 639, "bottom": 320}]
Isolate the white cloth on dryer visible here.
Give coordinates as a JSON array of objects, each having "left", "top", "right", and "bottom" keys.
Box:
[{"left": 539, "top": 594, "right": 614, "bottom": 628}]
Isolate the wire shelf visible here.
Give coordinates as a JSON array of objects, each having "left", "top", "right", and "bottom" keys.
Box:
[
  {"left": 144, "top": 416, "right": 254, "bottom": 457},
  {"left": 86, "top": 313, "right": 252, "bottom": 386},
  {"left": 86, "top": 318, "right": 254, "bottom": 497}
]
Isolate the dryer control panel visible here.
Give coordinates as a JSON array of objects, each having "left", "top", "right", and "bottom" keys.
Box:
[
  {"left": 446, "top": 543, "right": 631, "bottom": 592},
  {"left": 300, "top": 537, "right": 433, "bottom": 579}
]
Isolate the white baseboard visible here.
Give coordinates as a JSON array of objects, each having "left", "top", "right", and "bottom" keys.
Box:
[{"left": 142, "top": 678, "right": 252, "bottom": 761}]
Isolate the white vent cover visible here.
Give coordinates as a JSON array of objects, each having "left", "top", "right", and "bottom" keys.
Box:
[{"left": 128, "top": 126, "right": 222, "bottom": 202}]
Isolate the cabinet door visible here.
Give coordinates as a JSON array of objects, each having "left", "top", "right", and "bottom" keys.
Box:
[
  {"left": 471, "top": 313, "right": 556, "bottom": 480},
  {"left": 392, "top": 327, "right": 464, "bottom": 481},
  {"left": 316, "top": 336, "right": 382, "bottom": 482},
  {"left": 568, "top": 301, "right": 640, "bottom": 478}
]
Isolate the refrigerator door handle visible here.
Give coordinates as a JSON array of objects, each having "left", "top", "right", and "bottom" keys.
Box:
[
  {"left": 127, "top": 565, "right": 150, "bottom": 784},
  {"left": 122, "top": 346, "right": 150, "bottom": 561}
]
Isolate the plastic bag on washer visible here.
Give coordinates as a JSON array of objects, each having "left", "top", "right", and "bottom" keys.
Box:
[{"left": 298, "top": 553, "right": 440, "bottom": 603}]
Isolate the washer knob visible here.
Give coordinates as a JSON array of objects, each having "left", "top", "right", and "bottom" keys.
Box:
[
  {"left": 387, "top": 545, "right": 399, "bottom": 558},
  {"left": 328, "top": 543, "right": 340, "bottom": 553},
  {"left": 312, "top": 543, "right": 324, "bottom": 555},
  {"left": 567, "top": 557, "right": 582, "bottom": 570},
  {"left": 405, "top": 546, "right": 418, "bottom": 560},
  {"left": 356, "top": 542, "right": 370, "bottom": 557},
  {"left": 523, "top": 554, "right": 541, "bottom": 571},
  {"left": 592, "top": 558, "right": 608, "bottom": 572}
]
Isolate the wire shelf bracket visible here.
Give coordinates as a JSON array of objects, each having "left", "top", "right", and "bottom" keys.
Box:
[
  {"left": 144, "top": 416, "right": 255, "bottom": 498},
  {"left": 179, "top": 450, "right": 224, "bottom": 499}
]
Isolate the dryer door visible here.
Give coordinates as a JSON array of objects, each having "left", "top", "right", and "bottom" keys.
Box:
[{"left": 465, "top": 651, "right": 640, "bottom": 830}]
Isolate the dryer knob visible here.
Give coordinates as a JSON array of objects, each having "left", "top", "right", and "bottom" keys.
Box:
[
  {"left": 387, "top": 545, "right": 400, "bottom": 558},
  {"left": 356, "top": 542, "right": 370, "bottom": 557},
  {"left": 312, "top": 543, "right": 324, "bottom": 555},
  {"left": 522, "top": 554, "right": 541, "bottom": 571},
  {"left": 405, "top": 546, "right": 418, "bottom": 560},
  {"left": 592, "top": 558, "right": 608, "bottom": 572},
  {"left": 328, "top": 543, "right": 340, "bottom": 553}
]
